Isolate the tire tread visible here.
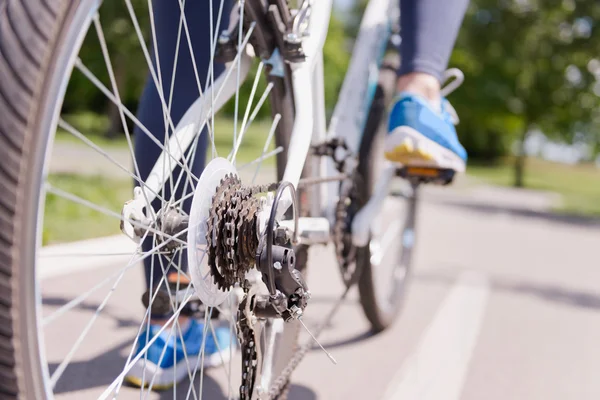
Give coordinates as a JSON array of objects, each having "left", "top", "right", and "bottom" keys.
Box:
[{"left": 0, "top": 0, "right": 66, "bottom": 396}]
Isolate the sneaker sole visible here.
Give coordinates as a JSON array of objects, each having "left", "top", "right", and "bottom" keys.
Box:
[
  {"left": 384, "top": 126, "right": 466, "bottom": 172},
  {"left": 124, "top": 349, "right": 233, "bottom": 390}
]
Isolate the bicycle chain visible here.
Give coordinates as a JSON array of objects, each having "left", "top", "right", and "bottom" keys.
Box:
[
  {"left": 205, "top": 174, "right": 277, "bottom": 399},
  {"left": 238, "top": 282, "right": 258, "bottom": 400},
  {"left": 333, "top": 172, "right": 364, "bottom": 285}
]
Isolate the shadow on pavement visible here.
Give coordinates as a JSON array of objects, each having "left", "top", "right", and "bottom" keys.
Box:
[
  {"left": 48, "top": 336, "right": 133, "bottom": 394},
  {"left": 47, "top": 329, "right": 224, "bottom": 398},
  {"left": 315, "top": 330, "right": 374, "bottom": 351},
  {"left": 155, "top": 373, "right": 225, "bottom": 400},
  {"left": 288, "top": 384, "right": 318, "bottom": 400},
  {"left": 426, "top": 195, "right": 600, "bottom": 230},
  {"left": 416, "top": 269, "right": 600, "bottom": 311},
  {"left": 43, "top": 295, "right": 139, "bottom": 328}
]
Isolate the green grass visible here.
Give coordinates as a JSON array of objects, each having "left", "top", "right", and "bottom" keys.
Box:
[
  {"left": 56, "top": 112, "right": 128, "bottom": 149},
  {"left": 210, "top": 118, "right": 276, "bottom": 166},
  {"left": 467, "top": 158, "right": 600, "bottom": 217},
  {"left": 43, "top": 174, "right": 132, "bottom": 244},
  {"left": 57, "top": 112, "right": 277, "bottom": 166},
  {"left": 45, "top": 114, "right": 277, "bottom": 244}
]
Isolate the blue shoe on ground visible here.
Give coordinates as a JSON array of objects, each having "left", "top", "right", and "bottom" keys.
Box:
[
  {"left": 125, "top": 319, "right": 234, "bottom": 390},
  {"left": 385, "top": 92, "right": 467, "bottom": 172}
]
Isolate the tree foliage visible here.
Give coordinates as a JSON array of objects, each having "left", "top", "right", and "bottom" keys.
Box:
[
  {"left": 64, "top": 0, "right": 149, "bottom": 115},
  {"left": 449, "top": 0, "right": 600, "bottom": 185}
]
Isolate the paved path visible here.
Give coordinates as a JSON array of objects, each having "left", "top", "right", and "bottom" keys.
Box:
[
  {"left": 38, "top": 181, "right": 600, "bottom": 399},
  {"left": 49, "top": 141, "right": 132, "bottom": 177}
]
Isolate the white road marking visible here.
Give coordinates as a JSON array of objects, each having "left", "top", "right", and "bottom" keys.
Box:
[{"left": 384, "top": 271, "right": 489, "bottom": 400}]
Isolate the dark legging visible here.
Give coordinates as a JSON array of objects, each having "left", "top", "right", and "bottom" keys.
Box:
[
  {"left": 134, "top": 0, "right": 230, "bottom": 287},
  {"left": 135, "top": 0, "right": 467, "bottom": 288},
  {"left": 398, "top": 0, "right": 469, "bottom": 82}
]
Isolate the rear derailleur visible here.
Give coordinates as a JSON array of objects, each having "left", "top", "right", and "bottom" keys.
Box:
[{"left": 252, "top": 183, "right": 310, "bottom": 322}]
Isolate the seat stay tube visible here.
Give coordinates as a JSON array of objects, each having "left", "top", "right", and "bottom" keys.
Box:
[{"left": 276, "top": 0, "right": 334, "bottom": 219}]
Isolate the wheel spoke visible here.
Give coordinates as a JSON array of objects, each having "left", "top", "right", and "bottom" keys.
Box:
[
  {"left": 371, "top": 220, "right": 402, "bottom": 267},
  {"left": 237, "top": 62, "right": 264, "bottom": 153},
  {"left": 162, "top": 0, "right": 192, "bottom": 210},
  {"left": 44, "top": 183, "right": 188, "bottom": 246},
  {"left": 230, "top": 82, "right": 274, "bottom": 164},
  {"left": 124, "top": 0, "right": 210, "bottom": 194},
  {"left": 40, "top": 252, "right": 145, "bottom": 258},
  {"left": 240, "top": 147, "right": 283, "bottom": 174},
  {"left": 57, "top": 118, "right": 171, "bottom": 207},
  {"left": 251, "top": 114, "right": 281, "bottom": 183},
  {"left": 73, "top": 59, "right": 200, "bottom": 186},
  {"left": 228, "top": 296, "right": 235, "bottom": 400},
  {"left": 205, "top": 312, "right": 233, "bottom": 386},
  {"left": 42, "top": 240, "right": 193, "bottom": 327},
  {"left": 123, "top": 0, "right": 175, "bottom": 134},
  {"left": 164, "top": 20, "right": 257, "bottom": 202},
  {"left": 49, "top": 248, "right": 143, "bottom": 387},
  {"left": 196, "top": 308, "right": 214, "bottom": 399},
  {"left": 72, "top": 22, "right": 256, "bottom": 213},
  {"left": 38, "top": 0, "right": 292, "bottom": 397},
  {"left": 208, "top": 0, "right": 229, "bottom": 159},
  {"left": 145, "top": 251, "right": 200, "bottom": 398},
  {"left": 233, "top": 0, "right": 246, "bottom": 153},
  {"left": 112, "top": 273, "right": 168, "bottom": 398},
  {"left": 92, "top": 15, "right": 156, "bottom": 219},
  {"left": 139, "top": 236, "right": 158, "bottom": 393},
  {"left": 98, "top": 286, "right": 194, "bottom": 400},
  {"left": 42, "top": 255, "right": 139, "bottom": 326},
  {"left": 144, "top": 322, "right": 177, "bottom": 394},
  {"left": 165, "top": 17, "right": 260, "bottom": 210}
]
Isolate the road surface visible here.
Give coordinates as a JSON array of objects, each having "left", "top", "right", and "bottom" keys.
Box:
[{"left": 40, "top": 184, "right": 600, "bottom": 399}]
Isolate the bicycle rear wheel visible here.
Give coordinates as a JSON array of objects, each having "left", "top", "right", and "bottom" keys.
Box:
[{"left": 0, "top": 0, "right": 302, "bottom": 398}]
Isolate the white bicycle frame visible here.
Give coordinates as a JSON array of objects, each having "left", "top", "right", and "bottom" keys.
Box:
[{"left": 122, "top": 0, "right": 397, "bottom": 246}]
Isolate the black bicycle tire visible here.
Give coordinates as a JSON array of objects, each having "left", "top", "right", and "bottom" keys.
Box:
[
  {"left": 356, "top": 56, "right": 415, "bottom": 333},
  {"left": 0, "top": 0, "right": 302, "bottom": 397}
]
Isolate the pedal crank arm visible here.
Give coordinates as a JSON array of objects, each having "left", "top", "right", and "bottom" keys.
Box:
[{"left": 351, "top": 163, "right": 397, "bottom": 247}]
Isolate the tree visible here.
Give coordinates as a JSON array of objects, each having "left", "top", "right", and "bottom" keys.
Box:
[
  {"left": 62, "top": 0, "right": 150, "bottom": 138},
  {"left": 450, "top": 0, "right": 600, "bottom": 186}
]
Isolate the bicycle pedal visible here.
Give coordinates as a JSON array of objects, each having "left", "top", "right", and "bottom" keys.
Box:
[{"left": 396, "top": 166, "right": 455, "bottom": 185}]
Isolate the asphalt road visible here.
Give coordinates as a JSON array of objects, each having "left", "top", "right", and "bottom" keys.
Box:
[{"left": 40, "top": 184, "right": 600, "bottom": 400}]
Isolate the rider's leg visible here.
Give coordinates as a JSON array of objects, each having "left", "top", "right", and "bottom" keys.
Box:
[
  {"left": 134, "top": 0, "right": 229, "bottom": 288},
  {"left": 386, "top": 0, "right": 469, "bottom": 171},
  {"left": 126, "top": 1, "right": 233, "bottom": 386}
]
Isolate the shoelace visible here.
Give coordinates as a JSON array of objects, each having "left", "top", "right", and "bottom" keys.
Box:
[{"left": 440, "top": 68, "right": 464, "bottom": 125}]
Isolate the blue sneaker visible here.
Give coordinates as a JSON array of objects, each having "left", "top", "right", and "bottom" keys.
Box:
[
  {"left": 125, "top": 319, "right": 235, "bottom": 390},
  {"left": 385, "top": 92, "right": 467, "bottom": 172}
]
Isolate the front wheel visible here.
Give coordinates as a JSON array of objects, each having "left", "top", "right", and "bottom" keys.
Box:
[
  {"left": 356, "top": 58, "right": 418, "bottom": 332},
  {"left": 0, "top": 0, "right": 303, "bottom": 398}
]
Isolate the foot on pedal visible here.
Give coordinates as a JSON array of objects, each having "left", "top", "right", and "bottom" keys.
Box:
[{"left": 385, "top": 93, "right": 467, "bottom": 175}]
